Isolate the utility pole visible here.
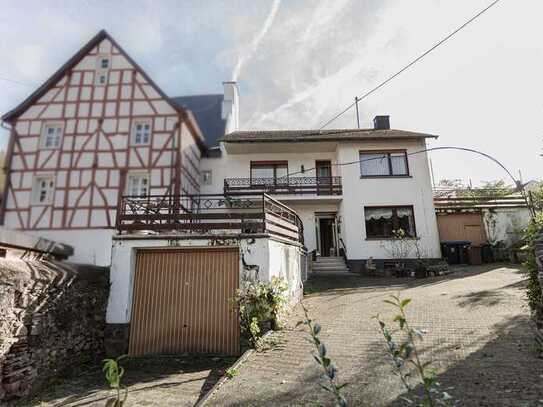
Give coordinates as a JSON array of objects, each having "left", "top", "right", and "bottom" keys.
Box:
[{"left": 354, "top": 97, "right": 360, "bottom": 128}]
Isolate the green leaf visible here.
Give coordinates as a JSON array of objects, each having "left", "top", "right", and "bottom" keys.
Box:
[
  {"left": 383, "top": 299, "right": 397, "bottom": 307},
  {"left": 313, "top": 323, "right": 321, "bottom": 335},
  {"left": 321, "top": 356, "right": 331, "bottom": 368},
  {"left": 318, "top": 343, "right": 327, "bottom": 357},
  {"left": 400, "top": 298, "right": 412, "bottom": 308}
]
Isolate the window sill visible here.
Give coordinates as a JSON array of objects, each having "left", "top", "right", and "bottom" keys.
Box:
[{"left": 360, "top": 175, "right": 412, "bottom": 179}]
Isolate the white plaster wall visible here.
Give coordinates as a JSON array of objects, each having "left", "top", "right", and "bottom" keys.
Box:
[
  {"left": 106, "top": 237, "right": 305, "bottom": 324},
  {"left": 483, "top": 208, "right": 532, "bottom": 247},
  {"left": 27, "top": 228, "right": 115, "bottom": 266},
  {"left": 200, "top": 145, "right": 339, "bottom": 195},
  {"left": 338, "top": 139, "right": 440, "bottom": 259}
]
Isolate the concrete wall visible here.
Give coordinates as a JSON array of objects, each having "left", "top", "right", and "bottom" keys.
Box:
[
  {"left": 25, "top": 228, "right": 114, "bottom": 266},
  {"left": 106, "top": 235, "right": 305, "bottom": 325},
  {"left": 483, "top": 208, "right": 532, "bottom": 247}
]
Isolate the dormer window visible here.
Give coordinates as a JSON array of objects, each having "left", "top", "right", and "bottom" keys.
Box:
[
  {"left": 132, "top": 121, "right": 151, "bottom": 145},
  {"left": 41, "top": 123, "right": 63, "bottom": 149}
]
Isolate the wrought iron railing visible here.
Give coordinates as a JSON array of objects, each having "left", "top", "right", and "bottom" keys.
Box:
[
  {"left": 116, "top": 193, "right": 304, "bottom": 244},
  {"left": 224, "top": 176, "right": 342, "bottom": 196}
]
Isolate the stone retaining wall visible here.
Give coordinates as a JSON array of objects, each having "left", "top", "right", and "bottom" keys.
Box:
[{"left": 0, "top": 258, "right": 109, "bottom": 401}]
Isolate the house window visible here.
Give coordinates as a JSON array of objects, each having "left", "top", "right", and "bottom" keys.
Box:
[
  {"left": 100, "top": 57, "right": 109, "bottom": 69},
  {"left": 360, "top": 151, "right": 408, "bottom": 177},
  {"left": 250, "top": 161, "right": 288, "bottom": 185},
  {"left": 202, "top": 170, "right": 212, "bottom": 185},
  {"left": 132, "top": 121, "right": 151, "bottom": 145},
  {"left": 95, "top": 72, "right": 107, "bottom": 86},
  {"left": 32, "top": 176, "right": 55, "bottom": 204},
  {"left": 126, "top": 173, "right": 149, "bottom": 197},
  {"left": 364, "top": 206, "right": 416, "bottom": 238},
  {"left": 41, "top": 123, "right": 63, "bottom": 149}
]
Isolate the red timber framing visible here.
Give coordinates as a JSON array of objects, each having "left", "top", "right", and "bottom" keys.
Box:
[{"left": 1, "top": 30, "right": 205, "bottom": 231}]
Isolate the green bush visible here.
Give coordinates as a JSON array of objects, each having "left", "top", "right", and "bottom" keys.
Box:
[
  {"left": 521, "top": 212, "right": 543, "bottom": 313},
  {"left": 232, "top": 276, "right": 288, "bottom": 346}
]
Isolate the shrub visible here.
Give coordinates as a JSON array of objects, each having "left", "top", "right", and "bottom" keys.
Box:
[
  {"left": 521, "top": 212, "right": 543, "bottom": 314},
  {"left": 299, "top": 303, "right": 348, "bottom": 407},
  {"left": 232, "top": 276, "right": 288, "bottom": 346},
  {"left": 375, "top": 295, "right": 456, "bottom": 406}
]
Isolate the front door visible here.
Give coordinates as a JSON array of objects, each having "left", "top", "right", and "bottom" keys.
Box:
[
  {"left": 316, "top": 160, "right": 332, "bottom": 195},
  {"left": 319, "top": 218, "right": 334, "bottom": 256}
]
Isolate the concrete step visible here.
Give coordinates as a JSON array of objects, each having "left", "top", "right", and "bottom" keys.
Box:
[
  {"left": 315, "top": 257, "right": 344, "bottom": 262},
  {"left": 312, "top": 265, "right": 350, "bottom": 271}
]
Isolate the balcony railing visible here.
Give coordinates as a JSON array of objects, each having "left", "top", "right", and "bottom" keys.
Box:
[
  {"left": 116, "top": 193, "right": 304, "bottom": 244},
  {"left": 224, "top": 176, "right": 342, "bottom": 196}
]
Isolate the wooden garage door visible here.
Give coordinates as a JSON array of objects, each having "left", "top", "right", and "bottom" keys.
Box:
[{"left": 128, "top": 247, "right": 240, "bottom": 357}]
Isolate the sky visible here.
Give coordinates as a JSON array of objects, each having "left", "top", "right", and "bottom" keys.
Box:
[{"left": 0, "top": 0, "right": 541, "bottom": 186}]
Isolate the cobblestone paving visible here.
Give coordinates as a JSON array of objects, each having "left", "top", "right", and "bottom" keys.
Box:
[
  {"left": 208, "top": 265, "right": 543, "bottom": 406},
  {"left": 19, "top": 355, "right": 236, "bottom": 407}
]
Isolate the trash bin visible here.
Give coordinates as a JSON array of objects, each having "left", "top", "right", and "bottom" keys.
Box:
[
  {"left": 468, "top": 245, "right": 483, "bottom": 265},
  {"left": 481, "top": 244, "right": 494, "bottom": 263},
  {"left": 440, "top": 241, "right": 471, "bottom": 265}
]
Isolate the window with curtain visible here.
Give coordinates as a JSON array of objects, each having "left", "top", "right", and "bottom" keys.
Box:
[
  {"left": 250, "top": 162, "right": 288, "bottom": 185},
  {"left": 364, "top": 206, "right": 416, "bottom": 238},
  {"left": 360, "top": 151, "right": 408, "bottom": 176}
]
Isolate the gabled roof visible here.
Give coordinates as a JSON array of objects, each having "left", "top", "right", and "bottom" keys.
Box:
[
  {"left": 1, "top": 30, "right": 206, "bottom": 151},
  {"left": 221, "top": 128, "right": 438, "bottom": 143},
  {"left": 171, "top": 94, "right": 226, "bottom": 147}
]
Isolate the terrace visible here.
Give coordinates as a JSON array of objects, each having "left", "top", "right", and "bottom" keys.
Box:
[{"left": 115, "top": 193, "right": 304, "bottom": 244}]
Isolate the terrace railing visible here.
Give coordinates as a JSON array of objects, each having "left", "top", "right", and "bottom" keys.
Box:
[
  {"left": 224, "top": 176, "right": 342, "bottom": 196},
  {"left": 116, "top": 193, "right": 304, "bottom": 245}
]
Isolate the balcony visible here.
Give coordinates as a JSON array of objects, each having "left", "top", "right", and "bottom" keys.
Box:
[
  {"left": 224, "top": 177, "right": 342, "bottom": 196},
  {"left": 116, "top": 193, "right": 304, "bottom": 244}
]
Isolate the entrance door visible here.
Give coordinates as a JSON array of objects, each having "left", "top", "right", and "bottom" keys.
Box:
[
  {"left": 316, "top": 160, "right": 332, "bottom": 195},
  {"left": 128, "top": 247, "right": 240, "bottom": 357},
  {"left": 319, "top": 218, "right": 335, "bottom": 256}
]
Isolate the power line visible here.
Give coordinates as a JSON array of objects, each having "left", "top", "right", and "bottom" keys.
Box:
[
  {"left": 319, "top": 0, "right": 502, "bottom": 130},
  {"left": 0, "top": 76, "right": 36, "bottom": 87}
]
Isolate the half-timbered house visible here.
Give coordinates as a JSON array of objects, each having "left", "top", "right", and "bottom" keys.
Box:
[{"left": 0, "top": 30, "right": 238, "bottom": 265}]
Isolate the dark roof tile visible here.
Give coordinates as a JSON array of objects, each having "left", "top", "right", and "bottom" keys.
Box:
[{"left": 171, "top": 95, "right": 226, "bottom": 147}]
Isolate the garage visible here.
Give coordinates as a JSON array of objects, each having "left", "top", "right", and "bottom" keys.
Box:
[{"left": 128, "top": 247, "right": 240, "bottom": 357}]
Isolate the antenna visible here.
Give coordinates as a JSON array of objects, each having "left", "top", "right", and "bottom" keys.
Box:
[{"left": 354, "top": 97, "right": 360, "bottom": 128}]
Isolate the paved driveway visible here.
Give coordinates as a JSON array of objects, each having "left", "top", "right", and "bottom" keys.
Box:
[{"left": 207, "top": 265, "right": 543, "bottom": 406}]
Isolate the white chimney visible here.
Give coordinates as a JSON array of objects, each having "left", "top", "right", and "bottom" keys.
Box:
[{"left": 222, "top": 81, "right": 239, "bottom": 133}]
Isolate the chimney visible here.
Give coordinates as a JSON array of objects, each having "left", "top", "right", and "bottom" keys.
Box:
[
  {"left": 222, "top": 81, "right": 239, "bottom": 133},
  {"left": 373, "top": 115, "right": 390, "bottom": 130}
]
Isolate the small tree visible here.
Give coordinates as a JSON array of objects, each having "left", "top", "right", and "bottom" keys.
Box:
[{"left": 375, "top": 295, "right": 456, "bottom": 406}]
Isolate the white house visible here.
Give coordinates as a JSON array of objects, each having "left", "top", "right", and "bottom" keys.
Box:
[{"left": 200, "top": 118, "right": 442, "bottom": 272}]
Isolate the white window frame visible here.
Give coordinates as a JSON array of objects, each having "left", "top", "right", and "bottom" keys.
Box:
[
  {"left": 131, "top": 120, "right": 152, "bottom": 145},
  {"left": 126, "top": 172, "right": 150, "bottom": 197},
  {"left": 95, "top": 54, "right": 110, "bottom": 86},
  {"left": 32, "top": 175, "right": 55, "bottom": 205},
  {"left": 40, "top": 123, "right": 63, "bottom": 149}
]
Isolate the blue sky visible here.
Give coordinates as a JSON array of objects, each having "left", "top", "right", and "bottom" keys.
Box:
[{"left": 1, "top": 0, "right": 541, "bottom": 185}]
